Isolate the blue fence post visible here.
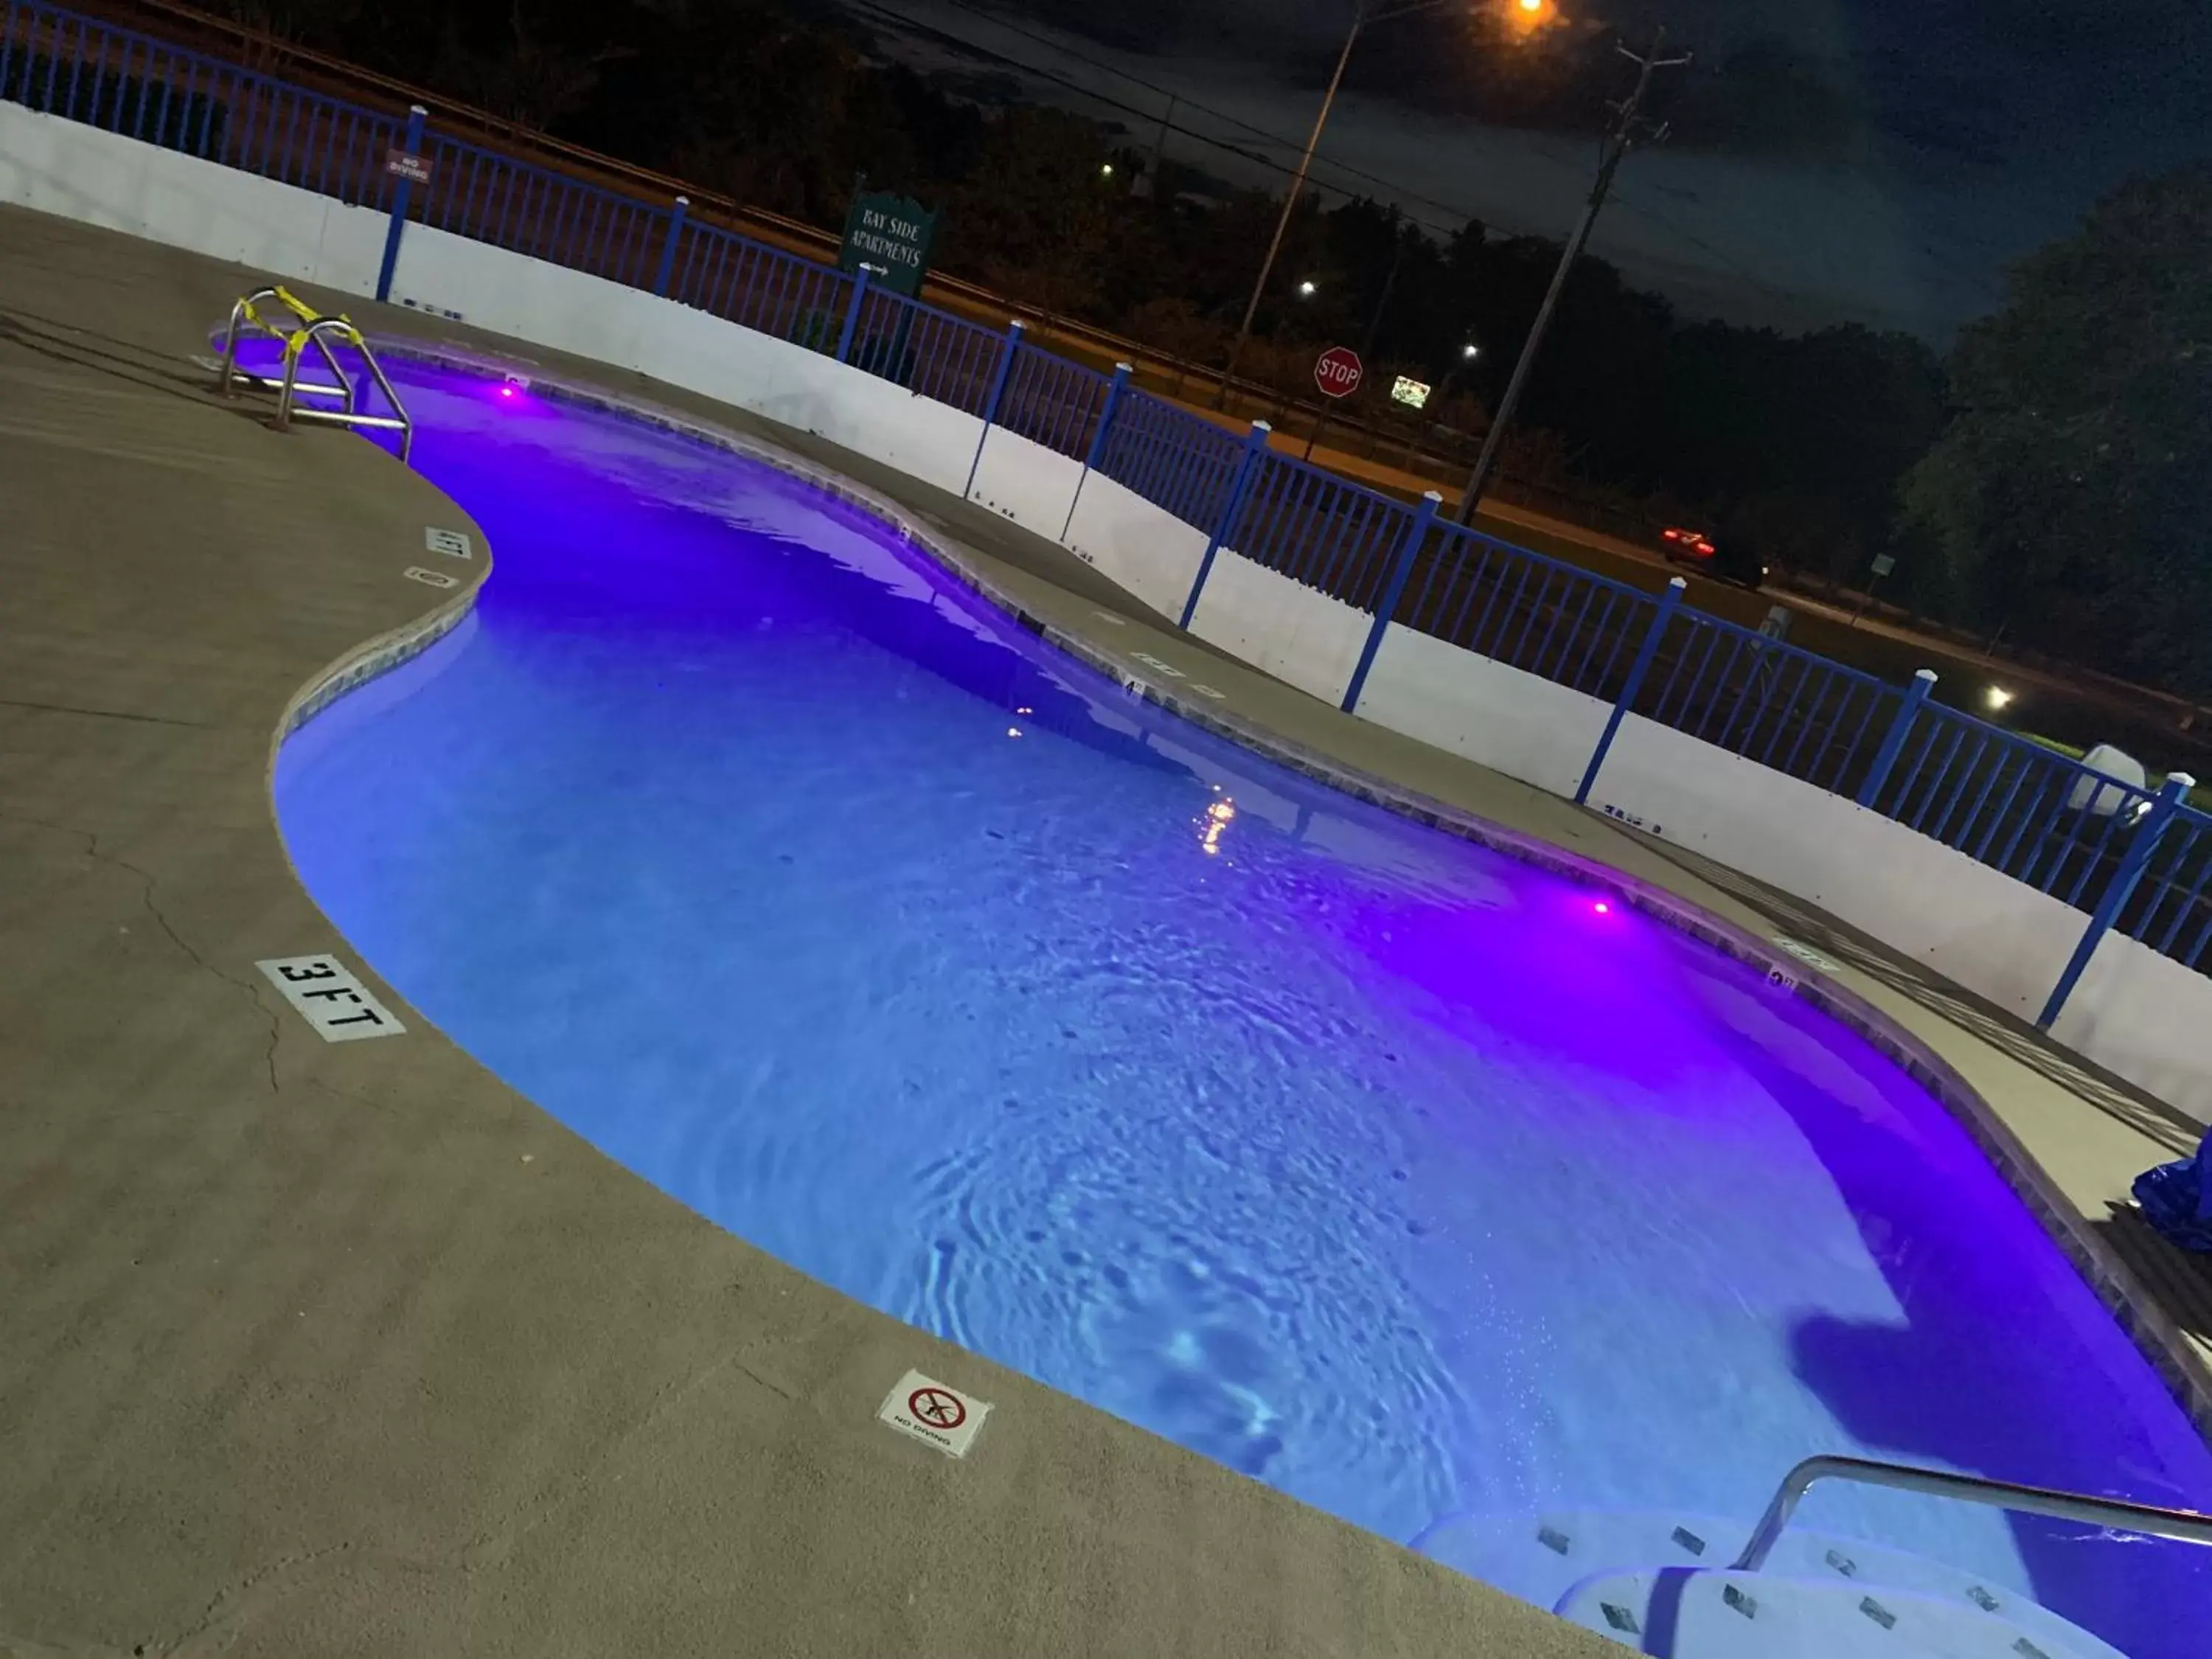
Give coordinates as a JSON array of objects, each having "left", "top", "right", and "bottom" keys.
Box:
[
  {"left": 964, "top": 319, "right": 1025, "bottom": 501},
  {"left": 653, "top": 195, "right": 689, "bottom": 298},
  {"left": 1060, "top": 361, "right": 1132, "bottom": 540},
  {"left": 1574, "top": 576, "right": 1686, "bottom": 807},
  {"left": 1857, "top": 667, "right": 1938, "bottom": 810},
  {"left": 833, "top": 265, "right": 872, "bottom": 364},
  {"left": 1341, "top": 491, "right": 1441, "bottom": 714},
  {"left": 2037, "top": 771, "right": 2195, "bottom": 1029},
  {"left": 374, "top": 104, "right": 427, "bottom": 305},
  {"left": 1180, "top": 421, "right": 1272, "bottom": 630}
]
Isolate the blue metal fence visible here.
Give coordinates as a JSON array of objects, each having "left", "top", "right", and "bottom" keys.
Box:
[
  {"left": 838, "top": 281, "right": 1007, "bottom": 412},
  {"left": 1, "top": 0, "right": 403, "bottom": 206},
  {"left": 2123, "top": 803, "right": 2212, "bottom": 971},
  {"left": 1403, "top": 521, "right": 1660, "bottom": 698},
  {"left": 1638, "top": 609, "right": 1898, "bottom": 796},
  {"left": 1092, "top": 394, "right": 1245, "bottom": 531},
  {"left": 1227, "top": 450, "right": 1416, "bottom": 613},
  {"left": 670, "top": 218, "right": 850, "bottom": 347},
  {"left": 416, "top": 133, "right": 664, "bottom": 289},
  {"left": 993, "top": 347, "right": 1113, "bottom": 462},
  {"left": 7, "top": 0, "right": 2199, "bottom": 1019},
  {"left": 1863, "top": 699, "right": 2156, "bottom": 902}
]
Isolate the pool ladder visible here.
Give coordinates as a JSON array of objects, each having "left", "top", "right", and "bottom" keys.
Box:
[
  {"left": 1734, "top": 1454, "right": 2212, "bottom": 1571},
  {"left": 215, "top": 286, "right": 414, "bottom": 464}
]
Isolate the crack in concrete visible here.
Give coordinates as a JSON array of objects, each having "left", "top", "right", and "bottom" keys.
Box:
[
  {"left": 167, "top": 1540, "right": 357, "bottom": 1654},
  {"left": 1, "top": 812, "right": 282, "bottom": 1093},
  {"left": 0, "top": 695, "right": 209, "bottom": 728},
  {"left": 457, "top": 1334, "right": 804, "bottom": 1573}
]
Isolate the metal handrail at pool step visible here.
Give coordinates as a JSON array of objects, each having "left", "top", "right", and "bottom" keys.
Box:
[
  {"left": 214, "top": 285, "right": 414, "bottom": 464},
  {"left": 1733, "top": 1453, "right": 2212, "bottom": 1573}
]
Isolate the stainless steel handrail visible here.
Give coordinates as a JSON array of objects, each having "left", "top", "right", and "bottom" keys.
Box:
[
  {"left": 274, "top": 318, "right": 414, "bottom": 465},
  {"left": 1733, "top": 1454, "right": 2212, "bottom": 1573},
  {"left": 214, "top": 288, "right": 349, "bottom": 403},
  {"left": 213, "top": 288, "right": 414, "bottom": 465}
]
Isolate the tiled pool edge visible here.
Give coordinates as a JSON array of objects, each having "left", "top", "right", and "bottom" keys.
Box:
[
  {"left": 356, "top": 338, "right": 2212, "bottom": 1446},
  {"left": 271, "top": 580, "right": 483, "bottom": 751}
]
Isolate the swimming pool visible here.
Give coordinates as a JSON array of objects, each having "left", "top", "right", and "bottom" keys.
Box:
[{"left": 276, "top": 364, "right": 2212, "bottom": 1654}]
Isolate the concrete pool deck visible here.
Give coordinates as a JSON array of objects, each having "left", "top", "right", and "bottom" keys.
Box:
[{"left": 0, "top": 204, "right": 2205, "bottom": 1655}]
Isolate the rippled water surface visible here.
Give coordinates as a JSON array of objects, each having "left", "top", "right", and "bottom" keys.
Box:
[{"left": 275, "top": 369, "right": 2212, "bottom": 1655}]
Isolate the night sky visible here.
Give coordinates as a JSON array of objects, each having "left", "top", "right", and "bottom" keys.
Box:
[{"left": 832, "top": 0, "right": 2212, "bottom": 338}]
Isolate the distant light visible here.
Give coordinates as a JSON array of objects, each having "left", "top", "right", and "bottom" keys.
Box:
[
  {"left": 498, "top": 385, "right": 515, "bottom": 399},
  {"left": 1462, "top": 343, "right": 1480, "bottom": 359},
  {"left": 1298, "top": 279, "right": 1318, "bottom": 297},
  {"left": 1519, "top": 0, "right": 1542, "bottom": 10},
  {"left": 1007, "top": 727, "right": 1023, "bottom": 737},
  {"left": 1101, "top": 163, "right": 1114, "bottom": 178},
  {"left": 1594, "top": 900, "right": 1610, "bottom": 914},
  {"left": 1985, "top": 686, "right": 2014, "bottom": 711},
  {"left": 1016, "top": 706, "right": 1032, "bottom": 714}
]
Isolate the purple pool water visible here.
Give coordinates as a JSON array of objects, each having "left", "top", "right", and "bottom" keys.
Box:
[{"left": 274, "top": 365, "right": 2212, "bottom": 1652}]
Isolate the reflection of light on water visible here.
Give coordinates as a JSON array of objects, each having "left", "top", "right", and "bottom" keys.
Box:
[{"left": 1201, "top": 798, "right": 1237, "bottom": 857}]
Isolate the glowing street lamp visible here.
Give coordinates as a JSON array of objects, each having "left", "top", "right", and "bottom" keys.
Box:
[
  {"left": 1298, "top": 279, "right": 1319, "bottom": 297},
  {"left": 1217, "top": 0, "right": 1464, "bottom": 401}
]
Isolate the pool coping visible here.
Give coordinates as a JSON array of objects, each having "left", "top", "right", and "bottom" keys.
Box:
[{"left": 343, "top": 336, "right": 2212, "bottom": 1447}]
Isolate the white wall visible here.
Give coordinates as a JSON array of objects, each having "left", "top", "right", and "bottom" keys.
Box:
[
  {"left": 392, "top": 225, "right": 997, "bottom": 501},
  {"left": 0, "top": 102, "right": 388, "bottom": 292},
  {"left": 2055, "top": 932, "right": 2212, "bottom": 1123},
  {"left": 1351, "top": 630, "right": 2212, "bottom": 1120},
  {"left": 1186, "top": 552, "right": 1372, "bottom": 708},
  {"left": 15, "top": 105, "right": 2211, "bottom": 1121},
  {"left": 1592, "top": 717, "right": 2088, "bottom": 1020},
  {"left": 1061, "top": 473, "right": 1211, "bottom": 622},
  {"left": 1357, "top": 627, "right": 1613, "bottom": 801},
  {"left": 965, "top": 427, "right": 1088, "bottom": 540}
]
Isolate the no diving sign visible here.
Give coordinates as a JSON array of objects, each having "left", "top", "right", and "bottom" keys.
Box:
[{"left": 879, "top": 1369, "right": 990, "bottom": 1458}]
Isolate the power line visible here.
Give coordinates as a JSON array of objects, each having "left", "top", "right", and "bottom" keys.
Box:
[
  {"left": 830, "top": 0, "right": 1495, "bottom": 239},
  {"left": 832, "top": 0, "right": 1841, "bottom": 333}
]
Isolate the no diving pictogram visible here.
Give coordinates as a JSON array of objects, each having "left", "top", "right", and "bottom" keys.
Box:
[
  {"left": 880, "top": 1368, "right": 991, "bottom": 1457},
  {"left": 909, "top": 1386, "right": 966, "bottom": 1430}
]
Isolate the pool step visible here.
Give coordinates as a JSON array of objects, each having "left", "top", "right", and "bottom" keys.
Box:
[
  {"left": 1554, "top": 1567, "right": 2123, "bottom": 1658},
  {"left": 1415, "top": 1509, "right": 2123, "bottom": 1659}
]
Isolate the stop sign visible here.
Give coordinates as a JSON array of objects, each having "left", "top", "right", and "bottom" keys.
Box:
[{"left": 1314, "top": 346, "right": 1364, "bottom": 400}]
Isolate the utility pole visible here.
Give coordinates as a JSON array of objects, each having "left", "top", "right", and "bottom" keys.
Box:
[
  {"left": 1215, "top": 13, "right": 1365, "bottom": 407},
  {"left": 1304, "top": 211, "right": 1409, "bottom": 464},
  {"left": 1211, "top": 0, "right": 1450, "bottom": 410},
  {"left": 1132, "top": 94, "right": 1176, "bottom": 201},
  {"left": 1357, "top": 208, "right": 1407, "bottom": 364},
  {"left": 1451, "top": 31, "right": 1690, "bottom": 526}
]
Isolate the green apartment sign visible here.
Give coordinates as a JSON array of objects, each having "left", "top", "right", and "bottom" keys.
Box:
[{"left": 839, "top": 187, "right": 941, "bottom": 299}]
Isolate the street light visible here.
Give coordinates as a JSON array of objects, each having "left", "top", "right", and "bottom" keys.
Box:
[
  {"left": 1298, "top": 279, "right": 1319, "bottom": 297},
  {"left": 1101, "top": 163, "right": 1115, "bottom": 178},
  {"left": 1216, "top": 0, "right": 1460, "bottom": 403}
]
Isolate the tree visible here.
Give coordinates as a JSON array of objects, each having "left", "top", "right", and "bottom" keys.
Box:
[
  {"left": 940, "top": 109, "right": 1116, "bottom": 316},
  {"left": 1899, "top": 166, "right": 2212, "bottom": 692},
  {"left": 431, "top": 1, "right": 630, "bottom": 133}
]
